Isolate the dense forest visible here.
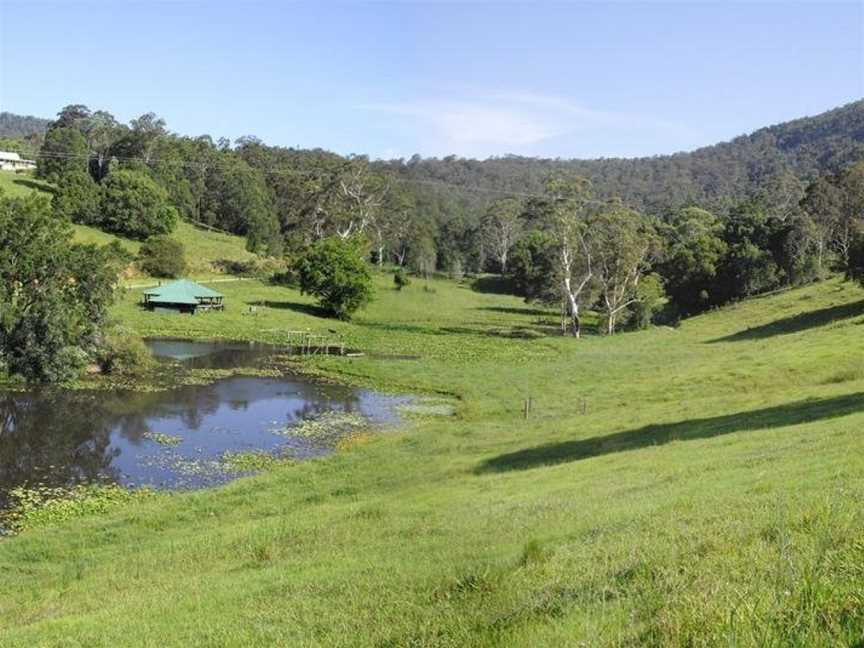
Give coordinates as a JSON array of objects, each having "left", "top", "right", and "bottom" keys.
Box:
[
  {"left": 4, "top": 99, "right": 863, "bottom": 215},
  {"left": 0, "top": 112, "right": 50, "bottom": 138},
  {"left": 1, "top": 100, "right": 863, "bottom": 351}
]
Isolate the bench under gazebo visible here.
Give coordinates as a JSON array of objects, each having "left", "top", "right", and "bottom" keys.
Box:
[{"left": 142, "top": 279, "right": 225, "bottom": 314}]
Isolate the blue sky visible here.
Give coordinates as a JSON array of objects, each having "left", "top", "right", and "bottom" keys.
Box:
[{"left": 1, "top": 1, "right": 862, "bottom": 160}]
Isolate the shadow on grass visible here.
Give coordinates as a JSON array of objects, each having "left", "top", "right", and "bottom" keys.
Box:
[
  {"left": 257, "top": 300, "right": 330, "bottom": 318},
  {"left": 470, "top": 275, "right": 516, "bottom": 295},
  {"left": 439, "top": 325, "right": 553, "bottom": 340},
  {"left": 709, "top": 300, "right": 864, "bottom": 343},
  {"left": 477, "top": 392, "right": 864, "bottom": 473},
  {"left": 13, "top": 177, "right": 56, "bottom": 195},
  {"left": 355, "top": 321, "right": 448, "bottom": 336},
  {"left": 476, "top": 305, "right": 553, "bottom": 317}
]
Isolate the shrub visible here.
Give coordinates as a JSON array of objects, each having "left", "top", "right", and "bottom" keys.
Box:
[
  {"left": 100, "top": 169, "right": 178, "bottom": 239},
  {"left": 297, "top": 237, "right": 374, "bottom": 320},
  {"left": 630, "top": 273, "right": 667, "bottom": 330},
  {"left": 214, "top": 257, "right": 284, "bottom": 279},
  {"left": 53, "top": 170, "right": 101, "bottom": 224},
  {"left": 448, "top": 258, "right": 464, "bottom": 282},
  {"left": 138, "top": 235, "right": 186, "bottom": 278},
  {"left": 394, "top": 268, "right": 411, "bottom": 291},
  {"left": 270, "top": 268, "right": 298, "bottom": 287},
  {"left": 97, "top": 327, "right": 153, "bottom": 375}
]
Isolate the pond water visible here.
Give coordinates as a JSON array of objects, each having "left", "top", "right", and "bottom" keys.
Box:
[{"left": 0, "top": 340, "right": 408, "bottom": 507}]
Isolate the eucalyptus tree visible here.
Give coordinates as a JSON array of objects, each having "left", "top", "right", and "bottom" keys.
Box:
[
  {"left": 82, "top": 110, "right": 123, "bottom": 180},
  {"left": 481, "top": 197, "right": 523, "bottom": 272},
  {"left": 591, "top": 202, "right": 660, "bottom": 335},
  {"left": 50, "top": 104, "right": 91, "bottom": 130},
  {"left": 543, "top": 173, "right": 594, "bottom": 337},
  {"left": 333, "top": 157, "right": 390, "bottom": 240},
  {"left": 838, "top": 162, "right": 864, "bottom": 268},
  {"left": 800, "top": 176, "right": 844, "bottom": 273},
  {"left": 110, "top": 112, "right": 168, "bottom": 163}
]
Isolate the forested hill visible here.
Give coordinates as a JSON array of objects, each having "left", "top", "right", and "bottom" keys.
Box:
[
  {"left": 0, "top": 112, "right": 50, "bottom": 138},
  {"left": 381, "top": 99, "right": 864, "bottom": 214},
  {"left": 4, "top": 100, "right": 863, "bottom": 214}
]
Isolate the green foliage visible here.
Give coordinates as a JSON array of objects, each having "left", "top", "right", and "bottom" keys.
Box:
[
  {"left": 657, "top": 207, "right": 728, "bottom": 316},
  {"left": 270, "top": 268, "right": 299, "bottom": 287},
  {"left": 409, "top": 235, "right": 437, "bottom": 279},
  {"left": 630, "top": 273, "right": 667, "bottom": 329},
  {"left": 591, "top": 203, "right": 661, "bottom": 334},
  {"left": 36, "top": 126, "right": 88, "bottom": 183},
  {"left": 508, "top": 230, "right": 559, "bottom": 304},
  {"left": 297, "top": 237, "right": 374, "bottom": 319},
  {"left": 97, "top": 326, "right": 153, "bottom": 375},
  {"left": 0, "top": 136, "right": 40, "bottom": 159},
  {"left": 0, "top": 192, "right": 119, "bottom": 382},
  {"left": 845, "top": 233, "right": 864, "bottom": 286},
  {"left": 718, "top": 201, "right": 783, "bottom": 300},
  {"left": 52, "top": 169, "right": 101, "bottom": 224},
  {"left": 100, "top": 169, "right": 178, "bottom": 239},
  {"left": 137, "top": 235, "right": 187, "bottom": 278},
  {"left": 393, "top": 268, "right": 410, "bottom": 290},
  {"left": 201, "top": 155, "right": 283, "bottom": 256}
]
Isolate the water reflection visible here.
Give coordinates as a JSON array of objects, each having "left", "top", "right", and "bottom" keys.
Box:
[{"left": 0, "top": 341, "right": 406, "bottom": 506}]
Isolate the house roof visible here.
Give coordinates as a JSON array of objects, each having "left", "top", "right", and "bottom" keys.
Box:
[
  {"left": 143, "top": 279, "right": 224, "bottom": 305},
  {"left": 0, "top": 151, "right": 22, "bottom": 161}
]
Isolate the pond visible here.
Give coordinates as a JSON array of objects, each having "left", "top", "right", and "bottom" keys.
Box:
[{"left": 0, "top": 340, "right": 408, "bottom": 508}]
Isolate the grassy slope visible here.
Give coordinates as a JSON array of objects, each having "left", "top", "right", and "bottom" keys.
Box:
[
  {"left": 3, "top": 272, "right": 864, "bottom": 646},
  {"left": 0, "top": 171, "right": 255, "bottom": 279}
]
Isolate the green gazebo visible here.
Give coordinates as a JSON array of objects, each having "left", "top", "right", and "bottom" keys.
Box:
[{"left": 142, "top": 279, "right": 225, "bottom": 314}]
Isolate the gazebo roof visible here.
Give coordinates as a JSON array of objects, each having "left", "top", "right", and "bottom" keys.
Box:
[{"left": 143, "top": 279, "right": 223, "bottom": 305}]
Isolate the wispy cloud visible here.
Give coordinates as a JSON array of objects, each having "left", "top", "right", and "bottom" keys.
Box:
[{"left": 359, "top": 92, "right": 699, "bottom": 159}]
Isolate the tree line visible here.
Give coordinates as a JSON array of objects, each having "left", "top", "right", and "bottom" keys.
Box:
[
  {"left": 26, "top": 105, "right": 864, "bottom": 319},
  {"left": 498, "top": 161, "right": 864, "bottom": 335}
]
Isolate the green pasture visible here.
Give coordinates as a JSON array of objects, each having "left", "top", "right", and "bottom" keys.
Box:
[{"left": 3, "top": 269, "right": 864, "bottom": 645}]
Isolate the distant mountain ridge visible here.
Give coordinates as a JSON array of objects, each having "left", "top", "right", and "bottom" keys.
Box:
[
  {"left": 3, "top": 99, "right": 863, "bottom": 213},
  {"left": 382, "top": 99, "right": 864, "bottom": 213},
  {"left": 0, "top": 112, "right": 51, "bottom": 139}
]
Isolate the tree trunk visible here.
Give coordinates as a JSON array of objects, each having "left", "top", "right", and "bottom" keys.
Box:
[
  {"left": 562, "top": 275, "right": 581, "bottom": 338},
  {"left": 571, "top": 305, "right": 581, "bottom": 338}
]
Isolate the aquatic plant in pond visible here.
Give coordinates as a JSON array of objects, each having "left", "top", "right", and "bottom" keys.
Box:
[
  {"left": 1, "top": 484, "right": 155, "bottom": 534},
  {"left": 221, "top": 450, "right": 292, "bottom": 473},
  {"left": 270, "top": 411, "right": 370, "bottom": 447},
  {"left": 143, "top": 432, "right": 183, "bottom": 446}
]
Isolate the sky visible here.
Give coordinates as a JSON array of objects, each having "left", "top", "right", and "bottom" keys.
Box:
[{"left": 0, "top": 1, "right": 862, "bottom": 160}]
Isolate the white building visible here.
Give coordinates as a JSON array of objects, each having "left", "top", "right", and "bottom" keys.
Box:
[{"left": 0, "top": 151, "right": 37, "bottom": 172}]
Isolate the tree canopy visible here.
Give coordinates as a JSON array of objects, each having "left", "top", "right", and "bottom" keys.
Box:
[
  {"left": 0, "top": 192, "right": 120, "bottom": 382},
  {"left": 297, "top": 237, "right": 374, "bottom": 320}
]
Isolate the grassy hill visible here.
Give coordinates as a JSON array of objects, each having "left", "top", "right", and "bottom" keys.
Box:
[
  {"left": 0, "top": 170, "right": 255, "bottom": 280},
  {"left": 3, "top": 271, "right": 864, "bottom": 645}
]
